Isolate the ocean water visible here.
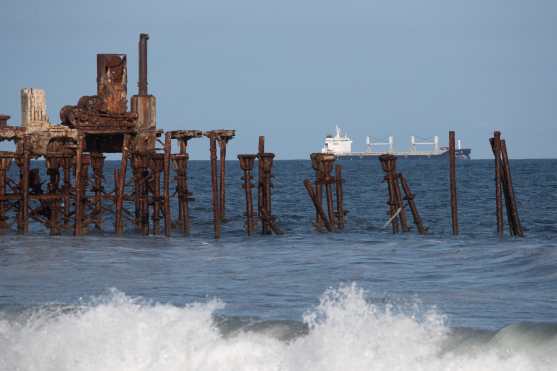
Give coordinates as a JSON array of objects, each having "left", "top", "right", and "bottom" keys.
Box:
[{"left": 1, "top": 158, "right": 556, "bottom": 370}]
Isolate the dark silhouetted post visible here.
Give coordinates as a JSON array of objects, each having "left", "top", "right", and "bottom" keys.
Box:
[{"left": 449, "top": 131, "right": 459, "bottom": 235}]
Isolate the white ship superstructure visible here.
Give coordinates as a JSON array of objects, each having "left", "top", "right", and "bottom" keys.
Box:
[{"left": 321, "top": 126, "right": 352, "bottom": 154}]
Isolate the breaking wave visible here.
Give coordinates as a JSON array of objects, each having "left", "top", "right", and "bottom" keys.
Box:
[{"left": 1, "top": 284, "right": 555, "bottom": 370}]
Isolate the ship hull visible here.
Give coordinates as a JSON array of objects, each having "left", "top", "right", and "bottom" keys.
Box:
[{"left": 334, "top": 149, "right": 471, "bottom": 160}]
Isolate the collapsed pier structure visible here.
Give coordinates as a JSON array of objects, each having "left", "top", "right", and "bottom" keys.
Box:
[
  {"left": 0, "top": 34, "right": 235, "bottom": 238},
  {"left": 0, "top": 35, "right": 524, "bottom": 240}
]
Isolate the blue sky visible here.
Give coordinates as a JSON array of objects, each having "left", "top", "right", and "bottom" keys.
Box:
[{"left": 1, "top": 0, "right": 556, "bottom": 159}]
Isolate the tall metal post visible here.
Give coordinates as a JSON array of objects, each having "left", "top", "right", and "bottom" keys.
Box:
[
  {"left": 449, "top": 131, "right": 459, "bottom": 235},
  {"left": 138, "top": 33, "right": 149, "bottom": 96}
]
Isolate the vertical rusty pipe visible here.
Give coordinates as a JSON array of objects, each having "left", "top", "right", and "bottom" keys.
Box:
[
  {"left": 138, "top": 33, "right": 149, "bottom": 96},
  {"left": 323, "top": 161, "right": 335, "bottom": 228},
  {"left": 163, "top": 133, "right": 172, "bottom": 237},
  {"left": 304, "top": 179, "right": 333, "bottom": 232},
  {"left": 399, "top": 174, "right": 427, "bottom": 235},
  {"left": 115, "top": 135, "right": 129, "bottom": 234},
  {"left": 257, "top": 136, "right": 264, "bottom": 217},
  {"left": 152, "top": 157, "right": 161, "bottom": 235},
  {"left": 63, "top": 158, "right": 71, "bottom": 229},
  {"left": 238, "top": 155, "right": 256, "bottom": 235},
  {"left": 74, "top": 136, "right": 83, "bottom": 236},
  {"left": 335, "top": 164, "right": 345, "bottom": 229},
  {"left": 219, "top": 139, "right": 227, "bottom": 222},
  {"left": 501, "top": 140, "right": 524, "bottom": 237},
  {"left": 91, "top": 153, "right": 104, "bottom": 231},
  {"left": 491, "top": 132, "right": 504, "bottom": 238},
  {"left": 449, "top": 131, "right": 459, "bottom": 235},
  {"left": 210, "top": 137, "right": 221, "bottom": 239},
  {"left": 0, "top": 159, "right": 9, "bottom": 231}
]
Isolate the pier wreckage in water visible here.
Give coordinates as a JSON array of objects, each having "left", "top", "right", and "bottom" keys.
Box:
[{"left": 0, "top": 34, "right": 237, "bottom": 238}]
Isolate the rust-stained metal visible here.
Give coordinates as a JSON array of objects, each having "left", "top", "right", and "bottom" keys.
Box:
[
  {"left": 379, "top": 154, "right": 409, "bottom": 233},
  {"left": 304, "top": 179, "right": 333, "bottom": 232},
  {"left": 399, "top": 173, "right": 427, "bottom": 235},
  {"left": 205, "top": 130, "right": 235, "bottom": 239},
  {"left": 209, "top": 135, "right": 220, "bottom": 239},
  {"left": 490, "top": 131, "right": 524, "bottom": 238},
  {"left": 500, "top": 139, "right": 524, "bottom": 237},
  {"left": 449, "top": 131, "right": 459, "bottom": 235},
  {"left": 138, "top": 33, "right": 149, "bottom": 96},
  {"left": 238, "top": 154, "right": 257, "bottom": 235},
  {"left": 490, "top": 133, "right": 504, "bottom": 239},
  {"left": 334, "top": 164, "right": 345, "bottom": 229},
  {"left": 305, "top": 153, "right": 347, "bottom": 232}
]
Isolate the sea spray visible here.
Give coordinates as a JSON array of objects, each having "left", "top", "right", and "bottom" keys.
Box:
[{"left": 0, "top": 285, "right": 555, "bottom": 371}]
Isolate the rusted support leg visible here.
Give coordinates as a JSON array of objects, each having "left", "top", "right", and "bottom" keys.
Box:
[
  {"left": 0, "top": 158, "right": 11, "bottom": 231},
  {"left": 46, "top": 157, "right": 61, "bottom": 235},
  {"left": 74, "top": 137, "right": 84, "bottom": 236},
  {"left": 379, "top": 155, "right": 402, "bottom": 233},
  {"left": 63, "top": 158, "right": 71, "bottom": 229},
  {"left": 449, "top": 131, "right": 459, "bottom": 235},
  {"left": 238, "top": 155, "right": 256, "bottom": 235},
  {"left": 304, "top": 179, "right": 333, "bottom": 232},
  {"left": 209, "top": 137, "right": 221, "bottom": 239},
  {"left": 490, "top": 133, "right": 504, "bottom": 239},
  {"left": 17, "top": 141, "right": 30, "bottom": 234},
  {"left": 172, "top": 153, "right": 190, "bottom": 235},
  {"left": 335, "top": 164, "right": 345, "bottom": 229},
  {"left": 393, "top": 172, "right": 409, "bottom": 232},
  {"left": 501, "top": 139, "right": 524, "bottom": 237},
  {"left": 399, "top": 173, "right": 427, "bottom": 235},
  {"left": 218, "top": 138, "right": 228, "bottom": 222},
  {"left": 322, "top": 159, "right": 336, "bottom": 229},
  {"left": 91, "top": 153, "right": 105, "bottom": 231},
  {"left": 257, "top": 136, "right": 264, "bottom": 218},
  {"left": 163, "top": 133, "right": 172, "bottom": 237},
  {"left": 115, "top": 136, "right": 129, "bottom": 234},
  {"left": 260, "top": 153, "right": 276, "bottom": 234},
  {"left": 151, "top": 156, "right": 162, "bottom": 235}
]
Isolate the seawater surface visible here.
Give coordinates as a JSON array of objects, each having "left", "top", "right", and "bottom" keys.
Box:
[{"left": 1, "top": 159, "right": 556, "bottom": 370}]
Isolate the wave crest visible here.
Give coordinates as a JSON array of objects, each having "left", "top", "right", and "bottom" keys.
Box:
[{"left": 0, "top": 285, "right": 555, "bottom": 371}]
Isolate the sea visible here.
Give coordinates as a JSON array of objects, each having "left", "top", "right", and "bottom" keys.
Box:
[{"left": 0, "top": 158, "right": 556, "bottom": 370}]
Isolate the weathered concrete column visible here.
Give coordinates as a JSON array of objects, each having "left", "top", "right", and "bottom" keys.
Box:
[{"left": 21, "top": 88, "right": 49, "bottom": 127}]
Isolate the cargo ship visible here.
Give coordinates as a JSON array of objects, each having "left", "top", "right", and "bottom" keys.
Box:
[{"left": 321, "top": 126, "right": 471, "bottom": 159}]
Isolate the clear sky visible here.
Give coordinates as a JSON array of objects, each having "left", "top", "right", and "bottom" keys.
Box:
[{"left": 1, "top": 0, "right": 556, "bottom": 159}]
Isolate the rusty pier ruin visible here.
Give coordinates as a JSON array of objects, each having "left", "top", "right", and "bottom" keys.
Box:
[{"left": 0, "top": 34, "right": 236, "bottom": 239}]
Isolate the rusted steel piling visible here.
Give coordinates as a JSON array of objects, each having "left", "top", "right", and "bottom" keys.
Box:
[
  {"left": 0, "top": 155, "right": 11, "bottom": 231},
  {"left": 500, "top": 139, "right": 524, "bottom": 237},
  {"left": 304, "top": 153, "right": 346, "bottom": 232},
  {"left": 334, "top": 164, "right": 345, "bottom": 229},
  {"left": 238, "top": 154, "right": 257, "bottom": 235},
  {"left": 399, "top": 173, "right": 427, "bottom": 235},
  {"left": 304, "top": 179, "right": 333, "bottom": 232},
  {"left": 379, "top": 154, "right": 409, "bottom": 233},
  {"left": 205, "top": 130, "right": 235, "bottom": 239},
  {"left": 449, "top": 131, "right": 459, "bottom": 235},
  {"left": 490, "top": 133, "right": 505, "bottom": 238},
  {"left": 490, "top": 131, "right": 524, "bottom": 238},
  {"left": 259, "top": 152, "right": 281, "bottom": 234}
]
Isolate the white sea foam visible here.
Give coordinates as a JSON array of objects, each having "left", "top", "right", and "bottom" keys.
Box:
[{"left": 0, "top": 285, "right": 555, "bottom": 371}]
